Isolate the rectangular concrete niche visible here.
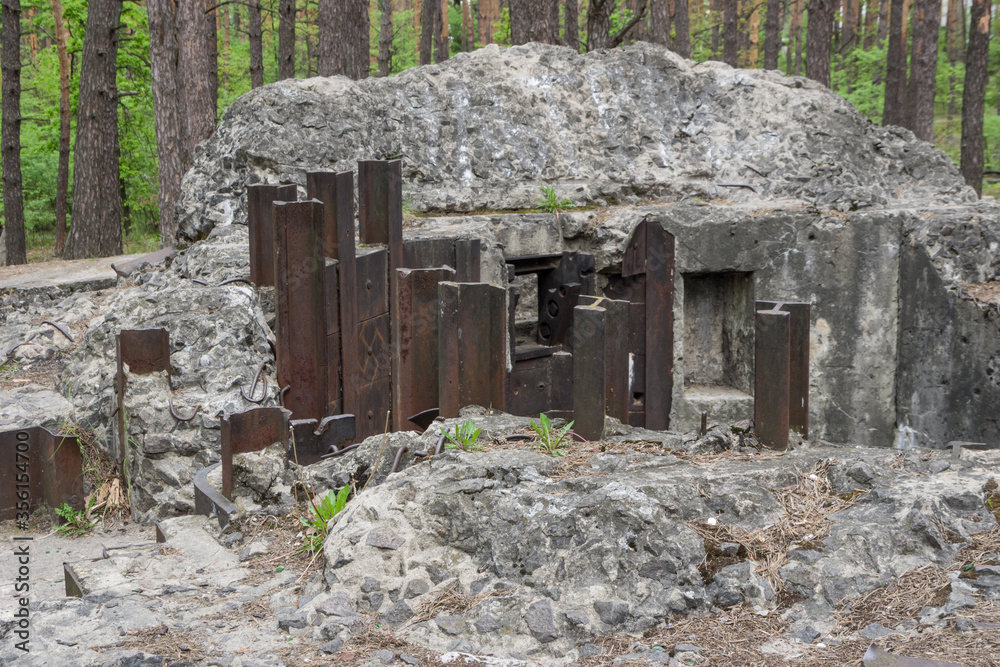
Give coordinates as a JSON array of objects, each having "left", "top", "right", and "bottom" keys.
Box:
[{"left": 683, "top": 271, "right": 755, "bottom": 397}]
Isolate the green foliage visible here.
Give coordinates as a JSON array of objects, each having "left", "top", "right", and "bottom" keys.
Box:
[
  {"left": 538, "top": 185, "right": 573, "bottom": 214},
  {"left": 443, "top": 419, "right": 483, "bottom": 451},
  {"left": 493, "top": 7, "right": 511, "bottom": 46},
  {"left": 299, "top": 485, "right": 350, "bottom": 554},
  {"left": 54, "top": 498, "right": 98, "bottom": 536},
  {"left": 529, "top": 413, "right": 573, "bottom": 457}
]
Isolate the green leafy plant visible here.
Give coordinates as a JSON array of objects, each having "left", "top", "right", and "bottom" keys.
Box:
[
  {"left": 443, "top": 419, "right": 483, "bottom": 451},
  {"left": 54, "top": 498, "right": 99, "bottom": 536},
  {"left": 300, "top": 485, "right": 350, "bottom": 554},
  {"left": 529, "top": 413, "right": 574, "bottom": 457},
  {"left": 538, "top": 185, "right": 573, "bottom": 215}
]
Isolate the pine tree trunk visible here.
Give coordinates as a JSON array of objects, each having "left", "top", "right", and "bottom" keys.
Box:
[
  {"left": 278, "top": 0, "right": 295, "bottom": 79},
  {"left": 319, "top": 0, "right": 369, "bottom": 77},
  {"left": 249, "top": 0, "right": 264, "bottom": 87},
  {"left": 789, "top": 0, "right": 803, "bottom": 74},
  {"left": 65, "top": 0, "right": 123, "bottom": 259},
  {"left": 436, "top": 0, "right": 449, "bottom": 61},
  {"left": 379, "top": 0, "right": 393, "bottom": 74},
  {"left": 675, "top": 0, "right": 690, "bottom": 55},
  {"left": 511, "top": 0, "right": 560, "bottom": 44},
  {"left": 650, "top": 0, "right": 669, "bottom": 45},
  {"left": 587, "top": 0, "right": 612, "bottom": 49},
  {"left": 565, "top": 0, "right": 579, "bottom": 50},
  {"left": 905, "top": 0, "right": 942, "bottom": 140},
  {"left": 207, "top": 0, "right": 218, "bottom": 116},
  {"left": 178, "top": 0, "right": 216, "bottom": 156},
  {"left": 883, "top": 0, "right": 907, "bottom": 125},
  {"left": 748, "top": 0, "right": 761, "bottom": 65},
  {"left": 51, "top": 0, "right": 71, "bottom": 256},
  {"left": 763, "top": 0, "right": 783, "bottom": 68},
  {"left": 960, "top": 0, "right": 990, "bottom": 194},
  {"left": 479, "top": 0, "right": 498, "bottom": 45},
  {"left": 723, "top": 0, "right": 738, "bottom": 66},
  {"left": 1, "top": 0, "right": 26, "bottom": 264},
  {"left": 147, "top": 0, "right": 185, "bottom": 247},
  {"left": 805, "top": 0, "right": 835, "bottom": 85},
  {"left": 419, "top": 0, "right": 437, "bottom": 63}
]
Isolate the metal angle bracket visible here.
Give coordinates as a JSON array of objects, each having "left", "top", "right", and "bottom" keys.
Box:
[
  {"left": 0, "top": 426, "right": 85, "bottom": 521},
  {"left": 290, "top": 413, "right": 357, "bottom": 466}
]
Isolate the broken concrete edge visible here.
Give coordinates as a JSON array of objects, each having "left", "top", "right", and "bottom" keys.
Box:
[{"left": 111, "top": 246, "right": 176, "bottom": 278}]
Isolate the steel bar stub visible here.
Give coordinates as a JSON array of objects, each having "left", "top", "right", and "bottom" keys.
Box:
[
  {"left": 240, "top": 362, "right": 268, "bottom": 403},
  {"left": 168, "top": 398, "right": 200, "bottom": 422}
]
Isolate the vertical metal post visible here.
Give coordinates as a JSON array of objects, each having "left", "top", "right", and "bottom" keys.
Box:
[
  {"left": 573, "top": 303, "right": 608, "bottom": 441},
  {"left": 644, "top": 221, "right": 675, "bottom": 431},
  {"left": 392, "top": 267, "right": 456, "bottom": 431},
  {"left": 247, "top": 183, "right": 296, "bottom": 286},
  {"left": 307, "top": 171, "right": 357, "bottom": 418},
  {"left": 438, "top": 282, "right": 508, "bottom": 418},
  {"left": 577, "top": 295, "right": 630, "bottom": 426},
  {"left": 754, "top": 307, "right": 791, "bottom": 450},
  {"left": 757, "top": 301, "right": 811, "bottom": 439},
  {"left": 455, "top": 238, "right": 482, "bottom": 282},
  {"left": 274, "top": 200, "right": 328, "bottom": 421},
  {"left": 220, "top": 407, "right": 290, "bottom": 501},
  {"left": 358, "top": 161, "right": 402, "bottom": 438}
]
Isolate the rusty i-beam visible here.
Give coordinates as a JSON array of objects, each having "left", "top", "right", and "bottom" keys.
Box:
[
  {"left": 1, "top": 426, "right": 84, "bottom": 520},
  {"left": 306, "top": 170, "right": 359, "bottom": 421},
  {"left": 273, "top": 200, "right": 328, "bottom": 421},
  {"left": 756, "top": 301, "right": 811, "bottom": 442},
  {"left": 393, "top": 266, "right": 456, "bottom": 430},
  {"left": 247, "top": 183, "right": 297, "bottom": 286},
  {"left": 605, "top": 220, "right": 675, "bottom": 429},
  {"left": 573, "top": 296, "right": 630, "bottom": 441},
  {"left": 115, "top": 328, "right": 171, "bottom": 465},
  {"left": 438, "top": 282, "right": 508, "bottom": 418}
]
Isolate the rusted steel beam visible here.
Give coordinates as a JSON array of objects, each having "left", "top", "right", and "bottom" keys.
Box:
[
  {"left": 455, "top": 238, "right": 482, "bottom": 282},
  {"left": 220, "top": 407, "right": 291, "bottom": 500},
  {"left": 274, "top": 200, "right": 328, "bottom": 421},
  {"left": 247, "top": 183, "right": 297, "bottom": 286},
  {"left": 757, "top": 301, "right": 811, "bottom": 439},
  {"left": 193, "top": 462, "right": 238, "bottom": 529},
  {"left": 359, "top": 160, "right": 403, "bottom": 437},
  {"left": 309, "top": 171, "right": 359, "bottom": 419},
  {"left": 290, "top": 414, "right": 356, "bottom": 465},
  {"left": 392, "top": 266, "right": 456, "bottom": 431},
  {"left": 507, "top": 353, "right": 573, "bottom": 416},
  {"left": 0, "top": 426, "right": 84, "bottom": 521},
  {"left": 438, "top": 282, "right": 508, "bottom": 418},
  {"left": 116, "top": 328, "right": 171, "bottom": 465},
  {"left": 754, "top": 307, "right": 791, "bottom": 450},
  {"left": 306, "top": 170, "right": 350, "bottom": 260},
  {"left": 573, "top": 297, "right": 630, "bottom": 440},
  {"left": 573, "top": 303, "right": 609, "bottom": 441},
  {"left": 643, "top": 221, "right": 675, "bottom": 431},
  {"left": 579, "top": 296, "right": 630, "bottom": 423},
  {"left": 356, "top": 312, "right": 392, "bottom": 440}
]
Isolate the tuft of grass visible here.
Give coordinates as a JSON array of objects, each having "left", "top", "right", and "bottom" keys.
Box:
[
  {"left": 529, "top": 413, "right": 574, "bottom": 457},
  {"left": 538, "top": 185, "right": 574, "bottom": 215},
  {"left": 443, "top": 419, "right": 483, "bottom": 451},
  {"left": 299, "top": 485, "right": 350, "bottom": 554},
  {"left": 54, "top": 498, "right": 100, "bottom": 536}
]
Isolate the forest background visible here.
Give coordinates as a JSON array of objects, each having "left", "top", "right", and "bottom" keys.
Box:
[{"left": 0, "top": 0, "right": 997, "bottom": 263}]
